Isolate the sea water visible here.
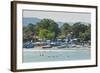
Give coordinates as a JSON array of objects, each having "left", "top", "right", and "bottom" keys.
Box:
[{"left": 22, "top": 48, "right": 90, "bottom": 63}]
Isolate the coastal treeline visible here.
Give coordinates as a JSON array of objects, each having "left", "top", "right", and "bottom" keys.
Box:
[{"left": 23, "top": 18, "right": 91, "bottom": 43}]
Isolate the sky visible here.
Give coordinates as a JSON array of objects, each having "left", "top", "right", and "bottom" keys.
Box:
[{"left": 23, "top": 10, "right": 91, "bottom": 23}]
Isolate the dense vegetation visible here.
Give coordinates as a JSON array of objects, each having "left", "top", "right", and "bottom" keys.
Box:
[{"left": 23, "top": 18, "right": 91, "bottom": 43}]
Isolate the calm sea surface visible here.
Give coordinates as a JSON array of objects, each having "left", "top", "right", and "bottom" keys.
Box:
[{"left": 23, "top": 48, "right": 91, "bottom": 63}]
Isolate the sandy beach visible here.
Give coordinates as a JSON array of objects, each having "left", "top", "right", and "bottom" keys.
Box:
[{"left": 23, "top": 47, "right": 90, "bottom": 52}]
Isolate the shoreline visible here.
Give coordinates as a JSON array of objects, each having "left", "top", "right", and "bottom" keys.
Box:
[{"left": 23, "top": 47, "right": 90, "bottom": 52}]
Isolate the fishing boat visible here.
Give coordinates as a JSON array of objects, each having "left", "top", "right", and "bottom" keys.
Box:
[{"left": 57, "top": 45, "right": 66, "bottom": 49}]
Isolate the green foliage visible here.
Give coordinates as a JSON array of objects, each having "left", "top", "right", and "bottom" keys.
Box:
[
  {"left": 23, "top": 23, "right": 36, "bottom": 42},
  {"left": 38, "top": 29, "right": 48, "bottom": 39},
  {"left": 36, "top": 19, "right": 59, "bottom": 38},
  {"left": 61, "top": 23, "right": 71, "bottom": 36},
  {"left": 79, "top": 24, "right": 91, "bottom": 41},
  {"left": 72, "top": 22, "right": 88, "bottom": 38},
  {"left": 23, "top": 19, "right": 91, "bottom": 43},
  {"left": 38, "top": 29, "right": 55, "bottom": 40},
  {"left": 47, "top": 31, "right": 55, "bottom": 40}
]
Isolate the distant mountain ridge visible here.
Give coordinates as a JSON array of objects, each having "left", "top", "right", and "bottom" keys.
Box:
[
  {"left": 23, "top": 17, "right": 90, "bottom": 27},
  {"left": 23, "top": 17, "right": 66, "bottom": 26},
  {"left": 23, "top": 17, "right": 41, "bottom": 26}
]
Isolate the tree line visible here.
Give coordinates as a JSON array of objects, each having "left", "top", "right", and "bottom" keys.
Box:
[{"left": 23, "top": 18, "right": 91, "bottom": 43}]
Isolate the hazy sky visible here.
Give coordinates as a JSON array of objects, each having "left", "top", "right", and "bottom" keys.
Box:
[{"left": 23, "top": 10, "right": 91, "bottom": 23}]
